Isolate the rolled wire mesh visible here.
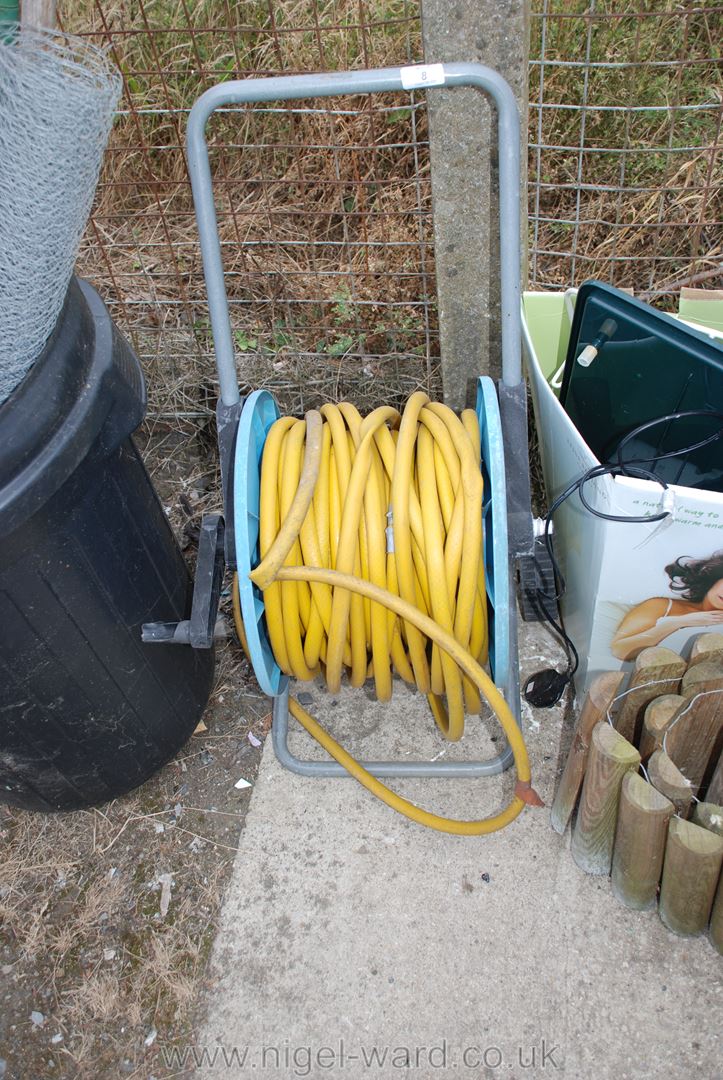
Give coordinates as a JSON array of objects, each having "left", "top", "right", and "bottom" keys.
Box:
[{"left": 0, "top": 25, "right": 121, "bottom": 403}]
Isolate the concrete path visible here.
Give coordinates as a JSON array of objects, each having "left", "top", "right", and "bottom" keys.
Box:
[{"left": 198, "top": 625, "right": 721, "bottom": 1079}]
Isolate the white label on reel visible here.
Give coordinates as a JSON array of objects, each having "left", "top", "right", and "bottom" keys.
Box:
[{"left": 400, "top": 64, "right": 446, "bottom": 91}]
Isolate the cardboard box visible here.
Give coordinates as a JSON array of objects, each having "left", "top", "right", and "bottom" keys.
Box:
[{"left": 522, "top": 289, "right": 723, "bottom": 694}]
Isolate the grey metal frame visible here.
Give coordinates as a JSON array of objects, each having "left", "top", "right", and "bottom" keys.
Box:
[
  {"left": 187, "top": 63, "right": 522, "bottom": 779},
  {"left": 187, "top": 63, "right": 521, "bottom": 405}
]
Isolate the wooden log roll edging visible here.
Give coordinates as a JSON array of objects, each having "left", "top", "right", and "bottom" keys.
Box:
[
  {"left": 550, "top": 672, "right": 625, "bottom": 835},
  {"left": 679, "top": 659, "right": 723, "bottom": 699},
  {"left": 551, "top": 644, "right": 723, "bottom": 950},
  {"left": 613, "top": 647, "right": 686, "bottom": 746},
  {"left": 647, "top": 749, "right": 694, "bottom": 818},
  {"left": 571, "top": 723, "right": 640, "bottom": 876},
  {"left": 692, "top": 801, "right": 723, "bottom": 955},
  {"left": 659, "top": 817, "right": 723, "bottom": 937},
  {"left": 705, "top": 748, "right": 723, "bottom": 805},
  {"left": 663, "top": 683, "right": 723, "bottom": 796},
  {"left": 611, "top": 773, "right": 673, "bottom": 911},
  {"left": 710, "top": 873, "right": 723, "bottom": 954},
  {"left": 692, "top": 801, "right": 723, "bottom": 837},
  {"left": 639, "top": 694, "right": 685, "bottom": 762},
  {"left": 688, "top": 633, "right": 723, "bottom": 668}
]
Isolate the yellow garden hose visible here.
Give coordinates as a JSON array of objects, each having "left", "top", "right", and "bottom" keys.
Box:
[{"left": 233, "top": 392, "right": 541, "bottom": 834}]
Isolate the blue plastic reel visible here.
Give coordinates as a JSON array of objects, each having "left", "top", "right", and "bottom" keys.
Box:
[
  {"left": 234, "top": 389, "right": 286, "bottom": 696},
  {"left": 475, "top": 376, "right": 510, "bottom": 687}
]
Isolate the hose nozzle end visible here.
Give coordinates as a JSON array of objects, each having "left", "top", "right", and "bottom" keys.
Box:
[{"left": 515, "top": 779, "right": 545, "bottom": 808}]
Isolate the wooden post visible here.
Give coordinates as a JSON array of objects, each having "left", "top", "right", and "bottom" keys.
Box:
[
  {"left": 550, "top": 671, "right": 625, "bottom": 835},
  {"left": 680, "top": 659, "right": 723, "bottom": 698},
  {"left": 692, "top": 801, "right": 723, "bottom": 837},
  {"left": 647, "top": 749, "right": 693, "bottom": 818},
  {"left": 664, "top": 688, "right": 723, "bottom": 794},
  {"left": 639, "top": 694, "right": 685, "bottom": 761},
  {"left": 710, "top": 874, "right": 723, "bottom": 954},
  {"left": 692, "top": 800, "right": 723, "bottom": 952},
  {"left": 689, "top": 633, "right": 723, "bottom": 667},
  {"left": 658, "top": 817, "right": 723, "bottom": 936},
  {"left": 611, "top": 773, "right": 673, "bottom": 911},
  {"left": 613, "top": 647, "right": 685, "bottom": 746},
  {"left": 571, "top": 723, "right": 640, "bottom": 875},
  {"left": 706, "top": 749, "right": 723, "bottom": 805}
]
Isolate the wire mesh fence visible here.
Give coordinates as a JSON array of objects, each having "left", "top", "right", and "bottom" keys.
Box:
[
  {"left": 62, "top": 1, "right": 435, "bottom": 422},
  {"left": 529, "top": 1, "right": 722, "bottom": 301},
  {"left": 60, "top": 1, "right": 723, "bottom": 423}
]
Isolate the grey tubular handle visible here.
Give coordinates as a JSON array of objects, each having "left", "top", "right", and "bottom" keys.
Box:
[{"left": 187, "top": 63, "right": 522, "bottom": 408}]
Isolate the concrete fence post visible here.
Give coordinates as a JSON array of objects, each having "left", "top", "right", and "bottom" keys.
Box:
[
  {"left": 20, "top": 1, "right": 56, "bottom": 26},
  {"left": 422, "top": 0, "right": 529, "bottom": 408}
]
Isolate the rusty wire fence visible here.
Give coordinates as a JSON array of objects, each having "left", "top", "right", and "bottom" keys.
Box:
[
  {"left": 61, "top": 1, "right": 722, "bottom": 424},
  {"left": 529, "top": 1, "right": 722, "bottom": 300},
  {"left": 61, "top": 1, "right": 435, "bottom": 423}
]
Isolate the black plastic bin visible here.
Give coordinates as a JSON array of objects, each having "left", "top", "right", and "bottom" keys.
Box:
[{"left": 0, "top": 278, "right": 215, "bottom": 811}]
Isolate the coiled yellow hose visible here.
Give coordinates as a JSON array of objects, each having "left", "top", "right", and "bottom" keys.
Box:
[{"left": 233, "top": 392, "right": 541, "bottom": 834}]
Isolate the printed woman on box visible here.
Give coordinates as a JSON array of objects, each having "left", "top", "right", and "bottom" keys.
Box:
[{"left": 611, "top": 551, "right": 723, "bottom": 661}]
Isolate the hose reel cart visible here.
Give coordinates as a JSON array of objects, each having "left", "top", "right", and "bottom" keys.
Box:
[{"left": 144, "top": 63, "right": 543, "bottom": 833}]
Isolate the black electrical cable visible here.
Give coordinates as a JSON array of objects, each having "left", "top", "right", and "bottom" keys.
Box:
[
  {"left": 577, "top": 463, "right": 670, "bottom": 522},
  {"left": 524, "top": 409, "right": 723, "bottom": 709}
]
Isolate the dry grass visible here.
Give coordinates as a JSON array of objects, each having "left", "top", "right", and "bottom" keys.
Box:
[
  {"left": 0, "top": 580, "right": 269, "bottom": 1078},
  {"left": 1, "top": 797, "right": 213, "bottom": 1071}
]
